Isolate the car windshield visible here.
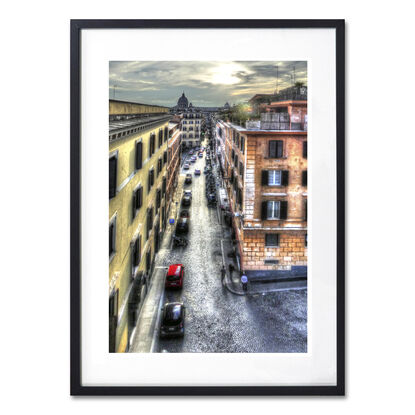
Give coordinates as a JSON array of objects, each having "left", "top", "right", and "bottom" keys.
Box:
[{"left": 163, "top": 305, "right": 182, "bottom": 324}]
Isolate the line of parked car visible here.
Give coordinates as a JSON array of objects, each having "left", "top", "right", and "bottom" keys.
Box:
[{"left": 160, "top": 146, "right": 209, "bottom": 339}]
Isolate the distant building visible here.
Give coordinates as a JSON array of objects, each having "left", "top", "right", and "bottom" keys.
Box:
[{"left": 109, "top": 99, "right": 171, "bottom": 352}]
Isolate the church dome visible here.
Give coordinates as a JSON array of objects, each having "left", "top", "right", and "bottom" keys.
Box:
[{"left": 177, "top": 92, "right": 189, "bottom": 109}]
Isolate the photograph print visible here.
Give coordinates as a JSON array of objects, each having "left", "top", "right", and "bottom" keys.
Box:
[{"left": 108, "top": 61, "right": 308, "bottom": 353}]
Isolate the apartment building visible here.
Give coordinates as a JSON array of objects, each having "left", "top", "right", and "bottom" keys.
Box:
[
  {"left": 109, "top": 99, "right": 171, "bottom": 352},
  {"left": 216, "top": 98, "right": 307, "bottom": 279}
]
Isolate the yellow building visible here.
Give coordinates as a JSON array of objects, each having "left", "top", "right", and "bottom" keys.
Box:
[{"left": 108, "top": 99, "right": 171, "bottom": 352}]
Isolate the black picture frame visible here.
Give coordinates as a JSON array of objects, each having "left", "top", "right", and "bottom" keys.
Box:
[{"left": 70, "top": 19, "right": 345, "bottom": 396}]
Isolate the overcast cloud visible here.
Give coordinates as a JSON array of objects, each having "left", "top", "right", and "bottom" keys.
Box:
[{"left": 109, "top": 61, "right": 307, "bottom": 107}]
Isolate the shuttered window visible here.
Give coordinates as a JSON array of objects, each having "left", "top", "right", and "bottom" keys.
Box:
[
  {"left": 302, "top": 170, "right": 307, "bottom": 186},
  {"left": 239, "top": 162, "right": 244, "bottom": 177},
  {"left": 164, "top": 127, "right": 168, "bottom": 142},
  {"left": 135, "top": 141, "right": 143, "bottom": 170},
  {"left": 148, "top": 169, "right": 154, "bottom": 193},
  {"left": 303, "top": 141, "right": 307, "bottom": 158},
  {"left": 109, "top": 156, "right": 117, "bottom": 199},
  {"left": 162, "top": 176, "right": 167, "bottom": 195},
  {"left": 132, "top": 186, "right": 143, "bottom": 220},
  {"left": 158, "top": 129, "right": 163, "bottom": 148},
  {"left": 157, "top": 158, "right": 162, "bottom": 176},
  {"left": 131, "top": 235, "right": 141, "bottom": 269},
  {"left": 156, "top": 188, "right": 161, "bottom": 212},
  {"left": 109, "top": 217, "right": 116, "bottom": 257},
  {"left": 262, "top": 170, "right": 289, "bottom": 186},
  {"left": 269, "top": 140, "right": 284, "bottom": 158},
  {"left": 261, "top": 201, "right": 288, "bottom": 220},
  {"left": 163, "top": 151, "right": 167, "bottom": 165},
  {"left": 241, "top": 136, "right": 245, "bottom": 154},
  {"left": 146, "top": 207, "right": 153, "bottom": 240}
]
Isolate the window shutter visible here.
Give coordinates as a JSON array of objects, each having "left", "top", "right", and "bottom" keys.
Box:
[
  {"left": 261, "top": 170, "right": 268, "bottom": 186},
  {"left": 261, "top": 201, "right": 268, "bottom": 220},
  {"left": 138, "top": 187, "right": 143, "bottom": 208},
  {"left": 269, "top": 141, "right": 276, "bottom": 158},
  {"left": 148, "top": 171, "right": 151, "bottom": 193},
  {"left": 109, "top": 157, "right": 117, "bottom": 199},
  {"left": 162, "top": 177, "right": 166, "bottom": 194},
  {"left": 135, "top": 142, "right": 142, "bottom": 170},
  {"left": 276, "top": 140, "right": 284, "bottom": 158},
  {"left": 303, "top": 141, "right": 307, "bottom": 158},
  {"left": 132, "top": 190, "right": 137, "bottom": 220},
  {"left": 280, "top": 201, "right": 288, "bottom": 219},
  {"left": 282, "top": 170, "right": 289, "bottom": 186},
  {"left": 302, "top": 171, "right": 307, "bottom": 186}
]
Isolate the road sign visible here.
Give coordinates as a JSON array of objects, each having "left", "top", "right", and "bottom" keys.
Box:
[{"left": 169, "top": 218, "right": 175, "bottom": 225}]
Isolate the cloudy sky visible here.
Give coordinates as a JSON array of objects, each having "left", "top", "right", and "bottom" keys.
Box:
[{"left": 109, "top": 61, "right": 307, "bottom": 107}]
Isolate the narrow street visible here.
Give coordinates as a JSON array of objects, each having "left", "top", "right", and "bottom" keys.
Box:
[{"left": 148, "top": 148, "right": 307, "bottom": 353}]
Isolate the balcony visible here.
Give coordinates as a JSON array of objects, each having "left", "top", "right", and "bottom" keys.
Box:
[{"left": 246, "top": 112, "right": 307, "bottom": 131}]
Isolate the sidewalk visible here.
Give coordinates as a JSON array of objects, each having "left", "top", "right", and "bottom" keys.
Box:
[{"left": 129, "top": 175, "right": 185, "bottom": 352}]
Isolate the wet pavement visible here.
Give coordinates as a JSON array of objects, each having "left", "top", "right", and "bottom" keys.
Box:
[{"left": 150, "top": 148, "right": 307, "bottom": 353}]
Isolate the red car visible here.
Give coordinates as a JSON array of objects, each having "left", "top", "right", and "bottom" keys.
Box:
[{"left": 165, "top": 264, "right": 184, "bottom": 288}]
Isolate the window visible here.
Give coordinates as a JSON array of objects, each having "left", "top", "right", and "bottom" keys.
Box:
[
  {"left": 305, "top": 234, "right": 308, "bottom": 247},
  {"left": 132, "top": 186, "right": 143, "bottom": 220},
  {"left": 231, "top": 149, "right": 235, "bottom": 161},
  {"left": 261, "top": 200, "right": 288, "bottom": 220},
  {"left": 234, "top": 155, "right": 238, "bottom": 168},
  {"left": 109, "top": 155, "right": 117, "bottom": 199},
  {"left": 148, "top": 168, "right": 154, "bottom": 193},
  {"left": 146, "top": 207, "right": 153, "bottom": 240},
  {"left": 302, "top": 170, "right": 307, "bottom": 186},
  {"left": 241, "top": 136, "right": 245, "bottom": 154},
  {"left": 163, "top": 150, "right": 167, "bottom": 165},
  {"left": 109, "top": 216, "right": 117, "bottom": 258},
  {"left": 135, "top": 141, "right": 143, "bottom": 170},
  {"left": 269, "top": 140, "right": 284, "bottom": 158},
  {"left": 303, "top": 141, "right": 307, "bottom": 158},
  {"left": 162, "top": 176, "right": 167, "bottom": 195},
  {"left": 164, "top": 127, "right": 168, "bottom": 142},
  {"left": 156, "top": 188, "right": 161, "bottom": 212},
  {"left": 131, "top": 235, "right": 141, "bottom": 273},
  {"left": 149, "top": 133, "right": 155, "bottom": 157},
  {"left": 239, "top": 161, "right": 244, "bottom": 177},
  {"left": 262, "top": 170, "right": 289, "bottom": 186},
  {"left": 265, "top": 234, "right": 280, "bottom": 247},
  {"left": 158, "top": 129, "right": 163, "bottom": 147},
  {"left": 157, "top": 158, "right": 162, "bottom": 176},
  {"left": 304, "top": 200, "right": 307, "bottom": 221}
]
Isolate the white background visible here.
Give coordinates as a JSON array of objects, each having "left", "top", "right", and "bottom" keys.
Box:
[
  {"left": 81, "top": 28, "right": 336, "bottom": 386},
  {"left": 1, "top": 0, "right": 415, "bottom": 413}
]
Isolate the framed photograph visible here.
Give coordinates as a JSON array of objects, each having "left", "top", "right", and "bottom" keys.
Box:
[{"left": 71, "top": 19, "right": 345, "bottom": 395}]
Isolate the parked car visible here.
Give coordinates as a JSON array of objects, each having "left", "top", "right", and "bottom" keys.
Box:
[
  {"left": 184, "top": 190, "right": 192, "bottom": 199},
  {"left": 198, "top": 152, "right": 203, "bottom": 158},
  {"left": 184, "top": 173, "right": 192, "bottom": 184},
  {"left": 191, "top": 157, "right": 197, "bottom": 163},
  {"left": 159, "top": 302, "right": 185, "bottom": 338},
  {"left": 176, "top": 217, "right": 189, "bottom": 234},
  {"left": 188, "top": 150, "right": 193, "bottom": 155},
  {"left": 181, "top": 195, "right": 192, "bottom": 207},
  {"left": 183, "top": 163, "right": 190, "bottom": 170},
  {"left": 179, "top": 209, "right": 190, "bottom": 218},
  {"left": 194, "top": 169, "right": 201, "bottom": 175},
  {"left": 165, "top": 264, "right": 184, "bottom": 289}
]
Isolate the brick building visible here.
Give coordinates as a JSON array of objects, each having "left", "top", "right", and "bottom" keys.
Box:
[{"left": 216, "top": 99, "right": 307, "bottom": 279}]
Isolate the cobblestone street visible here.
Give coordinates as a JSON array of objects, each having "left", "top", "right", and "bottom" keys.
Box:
[{"left": 150, "top": 151, "right": 307, "bottom": 353}]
